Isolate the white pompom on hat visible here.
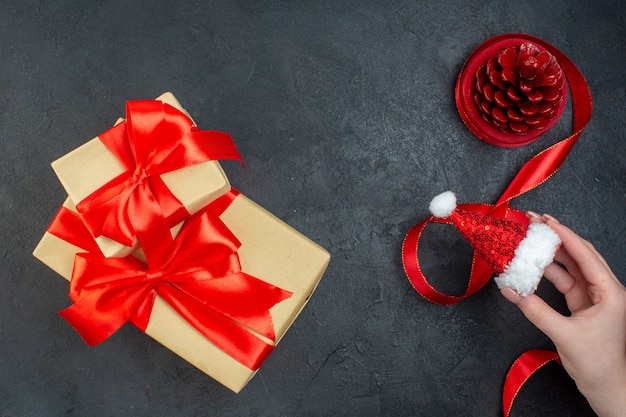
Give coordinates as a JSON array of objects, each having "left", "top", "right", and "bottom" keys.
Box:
[
  {"left": 429, "top": 191, "right": 457, "bottom": 218},
  {"left": 429, "top": 191, "right": 561, "bottom": 296}
]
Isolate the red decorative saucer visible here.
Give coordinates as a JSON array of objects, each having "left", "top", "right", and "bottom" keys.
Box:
[{"left": 455, "top": 34, "right": 568, "bottom": 147}]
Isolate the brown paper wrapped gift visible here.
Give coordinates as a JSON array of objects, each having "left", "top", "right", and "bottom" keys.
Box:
[
  {"left": 51, "top": 92, "right": 232, "bottom": 258},
  {"left": 33, "top": 193, "right": 330, "bottom": 393}
]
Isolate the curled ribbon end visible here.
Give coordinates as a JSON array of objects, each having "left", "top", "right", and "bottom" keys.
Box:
[{"left": 58, "top": 306, "right": 114, "bottom": 347}]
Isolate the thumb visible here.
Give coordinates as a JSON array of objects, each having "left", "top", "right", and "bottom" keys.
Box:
[{"left": 501, "top": 288, "right": 568, "bottom": 341}]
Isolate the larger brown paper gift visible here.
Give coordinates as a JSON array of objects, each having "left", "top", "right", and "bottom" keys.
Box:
[
  {"left": 33, "top": 193, "right": 331, "bottom": 393},
  {"left": 51, "top": 92, "right": 232, "bottom": 258}
]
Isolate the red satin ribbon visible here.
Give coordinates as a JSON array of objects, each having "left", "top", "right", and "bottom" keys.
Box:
[
  {"left": 48, "top": 205, "right": 102, "bottom": 254},
  {"left": 402, "top": 34, "right": 592, "bottom": 413},
  {"left": 49, "top": 190, "right": 292, "bottom": 370},
  {"left": 76, "top": 99, "right": 244, "bottom": 262},
  {"left": 503, "top": 350, "right": 562, "bottom": 417}
]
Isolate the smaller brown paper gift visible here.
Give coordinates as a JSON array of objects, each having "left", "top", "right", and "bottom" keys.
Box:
[
  {"left": 51, "top": 92, "right": 233, "bottom": 258},
  {"left": 33, "top": 193, "right": 330, "bottom": 393}
]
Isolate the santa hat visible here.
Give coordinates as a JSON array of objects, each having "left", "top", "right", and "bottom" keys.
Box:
[{"left": 429, "top": 191, "right": 560, "bottom": 296}]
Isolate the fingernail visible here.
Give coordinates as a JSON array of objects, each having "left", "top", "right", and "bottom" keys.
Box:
[
  {"left": 543, "top": 213, "right": 560, "bottom": 223},
  {"left": 500, "top": 287, "right": 523, "bottom": 304},
  {"left": 526, "top": 211, "right": 541, "bottom": 218}
]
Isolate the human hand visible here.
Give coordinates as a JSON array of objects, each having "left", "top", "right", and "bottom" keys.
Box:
[{"left": 500, "top": 213, "right": 626, "bottom": 417}]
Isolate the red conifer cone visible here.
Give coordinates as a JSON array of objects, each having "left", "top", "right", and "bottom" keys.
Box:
[{"left": 473, "top": 42, "right": 565, "bottom": 135}]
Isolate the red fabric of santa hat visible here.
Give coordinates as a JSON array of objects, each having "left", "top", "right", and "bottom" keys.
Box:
[{"left": 429, "top": 191, "right": 561, "bottom": 296}]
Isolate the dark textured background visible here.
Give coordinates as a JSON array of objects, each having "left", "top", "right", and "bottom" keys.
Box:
[{"left": 1, "top": 1, "right": 624, "bottom": 416}]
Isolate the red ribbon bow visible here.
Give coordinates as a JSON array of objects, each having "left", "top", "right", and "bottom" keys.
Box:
[
  {"left": 76, "top": 99, "right": 243, "bottom": 253},
  {"left": 402, "top": 34, "right": 592, "bottom": 414},
  {"left": 51, "top": 191, "right": 293, "bottom": 370}
]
